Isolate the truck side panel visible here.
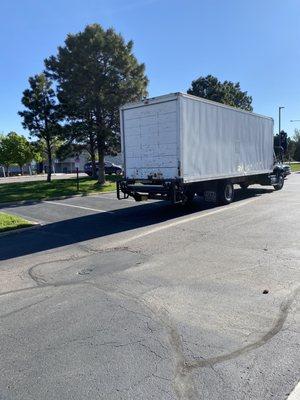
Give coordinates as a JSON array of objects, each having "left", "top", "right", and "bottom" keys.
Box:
[
  {"left": 180, "top": 95, "right": 274, "bottom": 183},
  {"left": 122, "top": 100, "right": 180, "bottom": 180}
]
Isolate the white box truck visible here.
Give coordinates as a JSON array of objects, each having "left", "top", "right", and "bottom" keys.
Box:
[{"left": 117, "top": 93, "right": 285, "bottom": 205}]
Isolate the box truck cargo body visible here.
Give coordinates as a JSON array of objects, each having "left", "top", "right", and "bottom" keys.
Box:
[{"left": 117, "top": 93, "right": 285, "bottom": 205}]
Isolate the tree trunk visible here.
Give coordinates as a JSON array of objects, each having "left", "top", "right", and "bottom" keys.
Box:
[
  {"left": 38, "top": 162, "right": 43, "bottom": 174},
  {"left": 5, "top": 165, "right": 9, "bottom": 177},
  {"left": 97, "top": 143, "right": 105, "bottom": 184},
  {"left": 19, "top": 165, "right": 23, "bottom": 175},
  {"left": 91, "top": 152, "right": 97, "bottom": 179},
  {"left": 46, "top": 138, "right": 52, "bottom": 183},
  {"left": 95, "top": 117, "right": 105, "bottom": 184},
  {"left": 89, "top": 133, "right": 97, "bottom": 179}
]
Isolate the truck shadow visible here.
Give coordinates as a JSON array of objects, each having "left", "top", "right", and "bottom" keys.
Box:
[{"left": 0, "top": 187, "right": 273, "bottom": 261}]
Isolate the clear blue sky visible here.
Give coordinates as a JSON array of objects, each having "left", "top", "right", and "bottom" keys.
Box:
[{"left": 1, "top": 0, "right": 299, "bottom": 138}]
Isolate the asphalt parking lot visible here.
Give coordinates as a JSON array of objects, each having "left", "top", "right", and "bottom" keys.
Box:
[{"left": 0, "top": 174, "right": 299, "bottom": 399}]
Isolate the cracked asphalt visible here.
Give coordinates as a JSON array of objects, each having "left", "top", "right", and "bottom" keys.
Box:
[{"left": 0, "top": 174, "right": 299, "bottom": 400}]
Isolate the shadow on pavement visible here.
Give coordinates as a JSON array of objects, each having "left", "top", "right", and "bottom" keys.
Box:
[{"left": 0, "top": 188, "right": 273, "bottom": 261}]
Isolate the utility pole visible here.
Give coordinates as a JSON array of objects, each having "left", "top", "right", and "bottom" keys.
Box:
[
  {"left": 279, "top": 106, "right": 285, "bottom": 134},
  {"left": 277, "top": 107, "right": 285, "bottom": 162}
]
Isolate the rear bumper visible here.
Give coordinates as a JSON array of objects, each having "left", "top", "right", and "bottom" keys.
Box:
[{"left": 117, "top": 179, "right": 182, "bottom": 202}]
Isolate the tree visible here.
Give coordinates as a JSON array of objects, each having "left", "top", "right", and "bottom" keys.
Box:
[
  {"left": 5, "top": 132, "right": 33, "bottom": 174},
  {"left": 55, "top": 139, "right": 85, "bottom": 161},
  {"left": 0, "top": 134, "right": 14, "bottom": 175},
  {"left": 19, "top": 73, "right": 61, "bottom": 182},
  {"left": 293, "top": 129, "right": 300, "bottom": 161},
  {"left": 187, "top": 75, "right": 253, "bottom": 111},
  {"left": 58, "top": 121, "right": 98, "bottom": 179},
  {"left": 30, "top": 140, "right": 45, "bottom": 173},
  {"left": 286, "top": 137, "right": 296, "bottom": 161},
  {"left": 45, "top": 23, "right": 148, "bottom": 183}
]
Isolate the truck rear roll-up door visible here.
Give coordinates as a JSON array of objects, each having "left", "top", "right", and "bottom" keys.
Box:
[{"left": 123, "top": 100, "right": 180, "bottom": 180}]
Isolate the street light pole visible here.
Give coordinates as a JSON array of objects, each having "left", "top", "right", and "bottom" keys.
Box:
[{"left": 279, "top": 106, "right": 285, "bottom": 134}]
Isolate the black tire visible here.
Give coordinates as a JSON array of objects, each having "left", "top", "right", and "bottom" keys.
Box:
[
  {"left": 115, "top": 169, "right": 122, "bottom": 175},
  {"left": 183, "top": 191, "right": 195, "bottom": 206},
  {"left": 273, "top": 173, "right": 284, "bottom": 191},
  {"left": 239, "top": 182, "right": 249, "bottom": 190},
  {"left": 218, "top": 181, "right": 234, "bottom": 205}
]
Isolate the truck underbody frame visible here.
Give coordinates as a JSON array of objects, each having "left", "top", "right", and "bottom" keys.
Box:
[{"left": 117, "top": 169, "right": 284, "bottom": 205}]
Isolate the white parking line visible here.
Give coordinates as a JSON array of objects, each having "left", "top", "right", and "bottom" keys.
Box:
[
  {"left": 287, "top": 382, "right": 300, "bottom": 400},
  {"left": 45, "top": 201, "right": 114, "bottom": 214},
  {"left": 111, "top": 197, "right": 259, "bottom": 247},
  {"left": 92, "top": 193, "right": 134, "bottom": 202},
  {"left": 48, "top": 195, "right": 259, "bottom": 246}
]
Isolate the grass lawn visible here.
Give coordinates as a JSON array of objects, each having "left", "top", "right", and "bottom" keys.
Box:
[
  {"left": 0, "top": 212, "right": 34, "bottom": 233},
  {"left": 291, "top": 163, "right": 300, "bottom": 172},
  {"left": 0, "top": 175, "right": 117, "bottom": 204}
]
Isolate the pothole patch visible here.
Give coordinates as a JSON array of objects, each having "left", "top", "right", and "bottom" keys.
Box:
[
  {"left": 29, "top": 249, "right": 147, "bottom": 285},
  {"left": 77, "top": 267, "right": 94, "bottom": 276}
]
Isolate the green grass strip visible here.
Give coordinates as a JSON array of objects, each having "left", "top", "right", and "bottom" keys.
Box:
[
  {"left": 0, "top": 176, "right": 116, "bottom": 204},
  {"left": 0, "top": 212, "right": 34, "bottom": 233}
]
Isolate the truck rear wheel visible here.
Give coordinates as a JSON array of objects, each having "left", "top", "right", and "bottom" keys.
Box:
[
  {"left": 218, "top": 181, "right": 234, "bottom": 205},
  {"left": 273, "top": 173, "right": 284, "bottom": 191}
]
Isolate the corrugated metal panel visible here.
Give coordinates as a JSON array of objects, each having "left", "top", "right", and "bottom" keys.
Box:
[
  {"left": 121, "top": 93, "right": 179, "bottom": 111},
  {"left": 180, "top": 95, "right": 274, "bottom": 182},
  {"left": 122, "top": 99, "right": 180, "bottom": 180},
  {"left": 121, "top": 93, "right": 274, "bottom": 183}
]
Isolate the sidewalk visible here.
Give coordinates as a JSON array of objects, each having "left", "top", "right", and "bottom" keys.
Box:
[{"left": 0, "top": 173, "right": 86, "bottom": 184}]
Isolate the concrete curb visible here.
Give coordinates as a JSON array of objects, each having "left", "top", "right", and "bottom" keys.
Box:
[
  {"left": 0, "top": 190, "right": 117, "bottom": 208},
  {"left": 0, "top": 222, "right": 42, "bottom": 237}
]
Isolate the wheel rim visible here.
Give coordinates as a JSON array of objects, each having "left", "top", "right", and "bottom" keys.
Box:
[{"left": 225, "top": 184, "right": 233, "bottom": 201}]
